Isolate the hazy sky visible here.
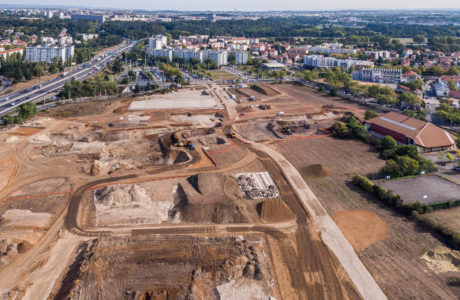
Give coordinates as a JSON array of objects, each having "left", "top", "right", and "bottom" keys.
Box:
[{"left": 3, "top": 0, "right": 460, "bottom": 11}]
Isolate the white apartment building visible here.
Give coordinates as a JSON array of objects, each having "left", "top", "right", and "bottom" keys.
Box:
[
  {"left": 233, "top": 51, "right": 249, "bottom": 64},
  {"left": 365, "top": 50, "right": 391, "bottom": 60},
  {"left": 204, "top": 50, "right": 228, "bottom": 66},
  {"left": 307, "top": 43, "right": 357, "bottom": 55},
  {"left": 152, "top": 48, "right": 173, "bottom": 61},
  {"left": 183, "top": 50, "right": 203, "bottom": 62},
  {"left": 59, "top": 36, "right": 73, "bottom": 46},
  {"left": 148, "top": 35, "right": 168, "bottom": 55},
  {"left": 25, "top": 45, "right": 74, "bottom": 63},
  {"left": 352, "top": 68, "right": 402, "bottom": 84},
  {"left": 303, "top": 55, "right": 373, "bottom": 70}
]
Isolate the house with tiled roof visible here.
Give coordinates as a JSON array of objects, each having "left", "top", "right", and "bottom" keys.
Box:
[{"left": 365, "top": 112, "right": 456, "bottom": 152}]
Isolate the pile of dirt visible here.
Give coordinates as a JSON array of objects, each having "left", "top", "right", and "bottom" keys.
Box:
[
  {"left": 257, "top": 199, "right": 295, "bottom": 223},
  {"left": 332, "top": 210, "right": 388, "bottom": 251},
  {"left": 302, "top": 164, "right": 333, "bottom": 177},
  {"left": 422, "top": 247, "right": 460, "bottom": 273},
  {"left": 172, "top": 174, "right": 248, "bottom": 224},
  {"left": 113, "top": 105, "right": 128, "bottom": 114},
  {"left": 0, "top": 238, "right": 17, "bottom": 267},
  {"left": 94, "top": 184, "right": 151, "bottom": 207}
]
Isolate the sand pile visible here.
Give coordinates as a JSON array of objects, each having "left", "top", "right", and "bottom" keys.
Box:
[
  {"left": 422, "top": 247, "right": 460, "bottom": 273},
  {"left": 302, "top": 164, "right": 333, "bottom": 177},
  {"left": 94, "top": 184, "right": 151, "bottom": 207},
  {"left": 257, "top": 199, "right": 295, "bottom": 223}
]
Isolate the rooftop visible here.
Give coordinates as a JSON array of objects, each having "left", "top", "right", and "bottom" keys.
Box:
[{"left": 366, "top": 112, "right": 455, "bottom": 148}]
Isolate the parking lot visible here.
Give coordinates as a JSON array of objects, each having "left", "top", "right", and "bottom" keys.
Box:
[{"left": 379, "top": 175, "right": 460, "bottom": 204}]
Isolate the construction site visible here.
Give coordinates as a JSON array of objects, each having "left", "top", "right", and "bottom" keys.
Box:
[{"left": 0, "top": 82, "right": 457, "bottom": 300}]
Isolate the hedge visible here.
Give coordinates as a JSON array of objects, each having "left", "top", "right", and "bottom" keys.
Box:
[{"left": 412, "top": 212, "right": 460, "bottom": 249}]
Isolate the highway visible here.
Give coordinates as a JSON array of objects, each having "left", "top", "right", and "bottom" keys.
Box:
[{"left": 0, "top": 40, "right": 136, "bottom": 117}]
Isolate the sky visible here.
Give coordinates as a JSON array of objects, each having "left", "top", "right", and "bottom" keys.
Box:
[{"left": 2, "top": 0, "right": 460, "bottom": 11}]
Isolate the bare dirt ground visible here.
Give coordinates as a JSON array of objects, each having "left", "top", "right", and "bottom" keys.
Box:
[
  {"left": 0, "top": 83, "right": 395, "bottom": 300},
  {"left": 332, "top": 210, "right": 388, "bottom": 251},
  {"left": 50, "top": 235, "right": 278, "bottom": 300},
  {"left": 272, "top": 136, "right": 460, "bottom": 299},
  {"left": 234, "top": 83, "right": 367, "bottom": 120},
  {"left": 429, "top": 207, "right": 460, "bottom": 233}
]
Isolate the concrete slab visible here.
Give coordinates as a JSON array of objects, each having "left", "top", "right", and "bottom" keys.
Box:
[{"left": 128, "top": 90, "right": 221, "bottom": 110}]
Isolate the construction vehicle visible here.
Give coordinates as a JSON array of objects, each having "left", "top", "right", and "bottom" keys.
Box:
[
  {"left": 227, "top": 131, "right": 236, "bottom": 138},
  {"left": 281, "top": 121, "right": 292, "bottom": 135},
  {"left": 259, "top": 104, "right": 271, "bottom": 110},
  {"left": 176, "top": 139, "right": 184, "bottom": 147}
]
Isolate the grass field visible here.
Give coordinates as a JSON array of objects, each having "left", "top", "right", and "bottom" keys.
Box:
[{"left": 208, "top": 70, "right": 240, "bottom": 81}]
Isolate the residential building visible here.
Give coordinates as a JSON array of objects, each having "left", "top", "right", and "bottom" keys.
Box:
[
  {"left": 402, "top": 71, "right": 419, "bottom": 83},
  {"left": 0, "top": 48, "right": 24, "bottom": 61},
  {"left": 303, "top": 55, "right": 373, "bottom": 70},
  {"left": 80, "top": 34, "right": 98, "bottom": 41},
  {"left": 70, "top": 14, "right": 106, "bottom": 23},
  {"left": 352, "top": 68, "right": 402, "bottom": 84},
  {"left": 204, "top": 50, "right": 228, "bottom": 66},
  {"left": 25, "top": 45, "right": 74, "bottom": 63},
  {"left": 233, "top": 51, "right": 249, "bottom": 64},
  {"left": 365, "top": 112, "right": 456, "bottom": 152},
  {"left": 435, "top": 76, "right": 460, "bottom": 97},
  {"left": 307, "top": 43, "right": 358, "bottom": 55},
  {"left": 152, "top": 48, "right": 173, "bottom": 61},
  {"left": 365, "top": 50, "right": 391, "bottom": 60},
  {"left": 148, "top": 35, "right": 168, "bottom": 54}
]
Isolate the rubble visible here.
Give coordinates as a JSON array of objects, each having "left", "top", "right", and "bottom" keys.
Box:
[{"left": 235, "top": 172, "right": 279, "bottom": 199}]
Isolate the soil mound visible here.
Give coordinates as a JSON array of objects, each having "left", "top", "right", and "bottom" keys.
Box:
[
  {"left": 113, "top": 105, "right": 128, "bottom": 114},
  {"left": 257, "top": 199, "right": 295, "bottom": 223},
  {"left": 94, "top": 184, "right": 151, "bottom": 207},
  {"left": 422, "top": 247, "right": 460, "bottom": 273},
  {"left": 197, "top": 173, "right": 224, "bottom": 196},
  {"left": 302, "top": 164, "right": 333, "bottom": 177},
  {"left": 332, "top": 209, "right": 388, "bottom": 251}
]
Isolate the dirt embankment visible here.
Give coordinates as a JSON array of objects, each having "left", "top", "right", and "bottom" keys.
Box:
[{"left": 257, "top": 198, "right": 295, "bottom": 223}]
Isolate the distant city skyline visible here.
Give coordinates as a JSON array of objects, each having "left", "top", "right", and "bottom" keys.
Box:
[{"left": 1, "top": 0, "right": 460, "bottom": 11}]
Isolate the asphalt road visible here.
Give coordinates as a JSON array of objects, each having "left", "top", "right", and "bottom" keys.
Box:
[{"left": 0, "top": 40, "right": 136, "bottom": 117}]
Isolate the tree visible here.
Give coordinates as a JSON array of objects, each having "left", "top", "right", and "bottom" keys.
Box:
[
  {"left": 447, "top": 81, "right": 458, "bottom": 91},
  {"left": 111, "top": 58, "right": 124, "bottom": 74},
  {"left": 398, "top": 92, "right": 420, "bottom": 106},
  {"left": 381, "top": 136, "right": 397, "bottom": 150},
  {"left": 447, "top": 66, "right": 459, "bottom": 76},
  {"left": 364, "top": 110, "right": 377, "bottom": 120},
  {"left": 413, "top": 35, "right": 426, "bottom": 44}
]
